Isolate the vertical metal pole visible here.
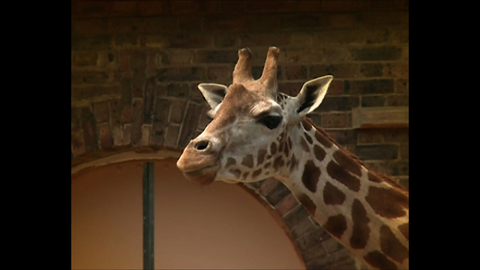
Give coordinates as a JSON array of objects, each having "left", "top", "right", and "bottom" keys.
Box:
[{"left": 143, "top": 162, "right": 154, "bottom": 270}]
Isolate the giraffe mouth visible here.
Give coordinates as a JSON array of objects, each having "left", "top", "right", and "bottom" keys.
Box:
[{"left": 182, "top": 164, "right": 220, "bottom": 186}]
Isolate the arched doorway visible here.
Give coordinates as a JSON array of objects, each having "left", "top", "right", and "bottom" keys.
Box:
[{"left": 72, "top": 158, "right": 305, "bottom": 269}]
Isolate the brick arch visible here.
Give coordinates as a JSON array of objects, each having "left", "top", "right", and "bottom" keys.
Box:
[{"left": 71, "top": 148, "right": 360, "bottom": 269}]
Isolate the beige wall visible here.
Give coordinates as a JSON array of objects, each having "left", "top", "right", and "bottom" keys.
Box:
[{"left": 72, "top": 159, "right": 304, "bottom": 269}]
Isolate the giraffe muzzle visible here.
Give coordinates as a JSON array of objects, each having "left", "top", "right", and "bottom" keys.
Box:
[{"left": 176, "top": 138, "right": 221, "bottom": 185}]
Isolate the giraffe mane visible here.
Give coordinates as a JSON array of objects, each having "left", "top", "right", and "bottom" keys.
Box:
[{"left": 302, "top": 117, "right": 408, "bottom": 193}]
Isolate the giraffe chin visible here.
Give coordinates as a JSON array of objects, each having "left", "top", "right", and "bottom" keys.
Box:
[{"left": 182, "top": 165, "right": 219, "bottom": 186}]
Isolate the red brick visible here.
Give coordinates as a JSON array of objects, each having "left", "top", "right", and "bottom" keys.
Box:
[
  {"left": 123, "top": 124, "right": 132, "bottom": 145},
  {"left": 259, "top": 177, "right": 280, "bottom": 196},
  {"left": 118, "top": 49, "right": 131, "bottom": 72},
  {"left": 356, "top": 11, "right": 409, "bottom": 28},
  {"left": 71, "top": 107, "right": 82, "bottom": 131},
  {"left": 138, "top": 1, "right": 165, "bottom": 16},
  {"left": 81, "top": 107, "right": 98, "bottom": 152},
  {"left": 132, "top": 72, "right": 146, "bottom": 98},
  {"left": 321, "top": 112, "right": 349, "bottom": 128},
  {"left": 72, "top": 36, "right": 111, "bottom": 51},
  {"left": 278, "top": 82, "right": 303, "bottom": 96},
  {"left": 141, "top": 125, "right": 151, "bottom": 146},
  {"left": 169, "top": 99, "right": 187, "bottom": 124},
  {"left": 71, "top": 18, "right": 107, "bottom": 35},
  {"left": 322, "top": 237, "right": 343, "bottom": 254},
  {"left": 291, "top": 217, "right": 316, "bottom": 239},
  {"left": 169, "top": 0, "right": 202, "bottom": 15},
  {"left": 178, "top": 102, "right": 204, "bottom": 148},
  {"left": 156, "top": 67, "right": 205, "bottom": 82},
  {"left": 143, "top": 77, "right": 156, "bottom": 123},
  {"left": 322, "top": 0, "right": 371, "bottom": 12},
  {"left": 302, "top": 242, "right": 327, "bottom": 262},
  {"left": 384, "top": 62, "right": 409, "bottom": 78},
  {"left": 204, "top": 15, "right": 254, "bottom": 32},
  {"left": 131, "top": 98, "right": 144, "bottom": 146},
  {"left": 266, "top": 183, "right": 290, "bottom": 205},
  {"left": 207, "top": 65, "right": 233, "bottom": 81},
  {"left": 310, "top": 63, "right": 360, "bottom": 79},
  {"left": 114, "top": 35, "right": 138, "bottom": 47},
  {"left": 93, "top": 101, "right": 109, "bottom": 124},
  {"left": 146, "top": 49, "right": 157, "bottom": 75},
  {"left": 245, "top": 0, "right": 298, "bottom": 13},
  {"left": 112, "top": 1, "right": 138, "bottom": 17},
  {"left": 98, "top": 123, "right": 112, "bottom": 149},
  {"left": 71, "top": 1, "right": 113, "bottom": 18},
  {"left": 71, "top": 130, "right": 86, "bottom": 157},
  {"left": 324, "top": 79, "right": 344, "bottom": 96},
  {"left": 111, "top": 126, "right": 123, "bottom": 146},
  {"left": 297, "top": 0, "right": 324, "bottom": 13},
  {"left": 141, "top": 34, "right": 212, "bottom": 48},
  {"left": 330, "top": 14, "right": 355, "bottom": 29},
  {"left": 217, "top": 0, "right": 245, "bottom": 13},
  {"left": 395, "top": 78, "right": 408, "bottom": 93},
  {"left": 284, "top": 205, "right": 310, "bottom": 230},
  {"left": 177, "top": 16, "right": 203, "bottom": 31},
  {"left": 386, "top": 94, "right": 408, "bottom": 106},
  {"left": 284, "top": 65, "right": 308, "bottom": 80},
  {"left": 151, "top": 98, "right": 172, "bottom": 147},
  {"left": 71, "top": 71, "right": 109, "bottom": 84},
  {"left": 196, "top": 50, "right": 238, "bottom": 64},
  {"left": 238, "top": 33, "right": 291, "bottom": 47},
  {"left": 164, "top": 124, "right": 181, "bottom": 148},
  {"left": 306, "top": 248, "right": 353, "bottom": 269}
]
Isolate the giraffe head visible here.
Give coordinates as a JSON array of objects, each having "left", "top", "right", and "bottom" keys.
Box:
[{"left": 177, "top": 47, "right": 333, "bottom": 185}]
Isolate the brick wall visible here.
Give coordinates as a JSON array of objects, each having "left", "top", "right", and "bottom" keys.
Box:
[{"left": 71, "top": 1, "right": 408, "bottom": 268}]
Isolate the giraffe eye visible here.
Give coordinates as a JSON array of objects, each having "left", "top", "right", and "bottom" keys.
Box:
[{"left": 259, "top": 115, "right": 282, "bottom": 130}]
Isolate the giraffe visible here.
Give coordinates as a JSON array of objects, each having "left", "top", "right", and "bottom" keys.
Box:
[{"left": 176, "top": 47, "right": 409, "bottom": 270}]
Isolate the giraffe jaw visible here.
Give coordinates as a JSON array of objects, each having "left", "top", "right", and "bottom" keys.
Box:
[{"left": 181, "top": 164, "right": 220, "bottom": 186}]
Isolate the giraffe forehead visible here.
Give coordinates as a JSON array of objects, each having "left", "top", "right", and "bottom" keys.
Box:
[{"left": 216, "top": 84, "right": 278, "bottom": 121}]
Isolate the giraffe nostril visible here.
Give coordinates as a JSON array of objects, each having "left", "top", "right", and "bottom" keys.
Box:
[{"left": 194, "top": 140, "right": 210, "bottom": 151}]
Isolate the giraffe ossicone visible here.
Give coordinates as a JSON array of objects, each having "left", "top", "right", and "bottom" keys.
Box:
[{"left": 177, "top": 47, "right": 409, "bottom": 270}]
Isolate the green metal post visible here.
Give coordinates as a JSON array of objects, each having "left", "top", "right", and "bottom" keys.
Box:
[{"left": 143, "top": 162, "right": 154, "bottom": 270}]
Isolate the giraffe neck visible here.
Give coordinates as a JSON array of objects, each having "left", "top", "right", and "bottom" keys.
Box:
[{"left": 274, "top": 118, "right": 409, "bottom": 270}]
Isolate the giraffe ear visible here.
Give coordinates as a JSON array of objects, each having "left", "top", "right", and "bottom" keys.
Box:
[
  {"left": 295, "top": 75, "right": 333, "bottom": 117},
  {"left": 198, "top": 83, "right": 228, "bottom": 109}
]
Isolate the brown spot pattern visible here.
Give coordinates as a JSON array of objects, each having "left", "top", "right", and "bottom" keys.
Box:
[
  {"left": 264, "top": 162, "right": 271, "bottom": 169},
  {"left": 350, "top": 199, "right": 370, "bottom": 249},
  {"left": 333, "top": 150, "right": 362, "bottom": 177},
  {"left": 380, "top": 225, "right": 408, "bottom": 263},
  {"left": 252, "top": 169, "right": 262, "bottom": 178},
  {"left": 297, "top": 193, "right": 316, "bottom": 216},
  {"left": 313, "top": 144, "right": 326, "bottom": 161},
  {"left": 365, "top": 186, "right": 408, "bottom": 218},
  {"left": 300, "top": 137, "right": 310, "bottom": 152},
  {"left": 323, "top": 181, "right": 346, "bottom": 205},
  {"left": 226, "top": 157, "right": 236, "bottom": 167},
  {"left": 257, "top": 149, "right": 267, "bottom": 166},
  {"left": 323, "top": 214, "right": 347, "bottom": 239},
  {"left": 273, "top": 156, "right": 284, "bottom": 170},
  {"left": 314, "top": 129, "right": 333, "bottom": 148},
  {"left": 242, "top": 172, "right": 249, "bottom": 179},
  {"left": 279, "top": 139, "right": 284, "bottom": 153},
  {"left": 326, "top": 160, "right": 361, "bottom": 192},
  {"left": 241, "top": 154, "right": 254, "bottom": 168},
  {"left": 363, "top": 251, "right": 397, "bottom": 270},
  {"left": 270, "top": 142, "right": 277, "bottom": 155},
  {"left": 368, "top": 171, "right": 383, "bottom": 183},
  {"left": 304, "top": 132, "right": 313, "bottom": 144},
  {"left": 302, "top": 160, "right": 321, "bottom": 192},
  {"left": 398, "top": 222, "right": 409, "bottom": 240},
  {"left": 302, "top": 119, "right": 312, "bottom": 131},
  {"left": 229, "top": 168, "right": 241, "bottom": 178}
]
